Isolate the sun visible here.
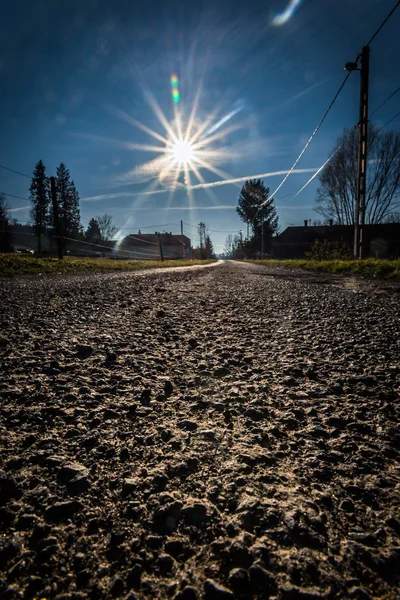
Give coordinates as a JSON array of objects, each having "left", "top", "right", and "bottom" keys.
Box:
[{"left": 170, "top": 140, "right": 194, "bottom": 165}]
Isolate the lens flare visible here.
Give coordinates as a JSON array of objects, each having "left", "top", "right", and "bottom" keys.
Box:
[
  {"left": 272, "top": 0, "right": 302, "bottom": 26},
  {"left": 170, "top": 74, "right": 181, "bottom": 103}
]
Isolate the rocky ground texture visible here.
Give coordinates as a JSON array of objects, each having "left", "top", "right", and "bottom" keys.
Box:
[{"left": 0, "top": 261, "right": 399, "bottom": 600}]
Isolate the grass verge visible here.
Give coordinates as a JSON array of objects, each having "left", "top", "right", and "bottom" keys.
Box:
[
  {"left": 0, "top": 254, "right": 216, "bottom": 277},
  {"left": 246, "top": 258, "right": 400, "bottom": 279}
]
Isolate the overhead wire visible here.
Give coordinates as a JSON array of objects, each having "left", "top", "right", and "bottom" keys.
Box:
[
  {"left": 370, "top": 85, "right": 400, "bottom": 117},
  {"left": 0, "top": 191, "right": 30, "bottom": 201},
  {"left": 375, "top": 110, "right": 400, "bottom": 133},
  {"left": 262, "top": 71, "right": 352, "bottom": 206},
  {"left": 364, "top": 0, "right": 400, "bottom": 47},
  {"left": 0, "top": 164, "right": 31, "bottom": 179},
  {"left": 267, "top": 1, "right": 400, "bottom": 208}
]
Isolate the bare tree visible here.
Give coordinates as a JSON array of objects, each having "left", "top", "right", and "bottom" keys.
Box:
[
  {"left": 383, "top": 211, "right": 400, "bottom": 223},
  {"left": 223, "top": 234, "right": 234, "bottom": 257},
  {"left": 315, "top": 125, "right": 400, "bottom": 224},
  {"left": 96, "top": 214, "right": 118, "bottom": 240}
]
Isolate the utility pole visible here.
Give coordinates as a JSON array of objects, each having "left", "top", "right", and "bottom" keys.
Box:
[
  {"left": 157, "top": 232, "right": 164, "bottom": 262},
  {"left": 347, "top": 46, "right": 370, "bottom": 258},
  {"left": 50, "top": 176, "right": 63, "bottom": 260},
  {"left": 180, "top": 220, "right": 183, "bottom": 236}
]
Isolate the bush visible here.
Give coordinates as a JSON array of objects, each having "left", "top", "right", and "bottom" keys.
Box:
[{"left": 305, "top": 239, "right": 352, "bottom": 261}]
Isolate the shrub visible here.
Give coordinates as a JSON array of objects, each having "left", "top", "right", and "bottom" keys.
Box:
[{"left": 305, "top": 239, "right": 352, "bottom": 261}]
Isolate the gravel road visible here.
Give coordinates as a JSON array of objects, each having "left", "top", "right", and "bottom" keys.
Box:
[{"left": 1, "top": 261, "right": 399, "bottom": 600}]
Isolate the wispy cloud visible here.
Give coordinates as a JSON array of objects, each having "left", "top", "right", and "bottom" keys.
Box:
[{"left": 8, "top": 206, "right": 30, "bottom": 212}]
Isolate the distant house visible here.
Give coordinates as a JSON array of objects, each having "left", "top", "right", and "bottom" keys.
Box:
[
  {"left": 117, "top": 232, "right": 192, "bottom": 260},
  {"left": 271, "top": 221, "right": 400, "bottom": 258}
]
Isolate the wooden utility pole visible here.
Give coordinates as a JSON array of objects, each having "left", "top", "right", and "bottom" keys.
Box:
[
  {"left": 50, "top": 176, "right": 63, "bottom": 260},
  {"left": 354, "top": 46, "right": 370, "bottom": 259},
  {"left": 157, "top": 232, "right": 164, "bottom": 262}
]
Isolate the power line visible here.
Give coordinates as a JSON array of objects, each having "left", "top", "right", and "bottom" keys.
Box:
[
  {"left": 365, "top": 0, "right": 400, "bottom": 47},
  {"left": 376, "top": 110, "right": 400, "bottom": 133},
  {"left": 0, "top": 164, "right": 31, "bottom": 179},
  {"left": 262, "top": 72, "right": 352, "bottom": 205},
  {"left": 261, "top": 1, "right": 400, "bottom": 207},
  {"left": 183, "top": 221, "right": 239, "bottom": 234},
  {"left": 370, "top": 85, "right": 400, "bottom": 117},
  {"left": 0, "top": 191, "right": 30, "bottom": 201}
]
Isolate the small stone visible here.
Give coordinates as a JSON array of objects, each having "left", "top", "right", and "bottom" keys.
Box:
[
  {"left": 249, "top": 563, "right": 276, "bottom": 591},
  {"left": 66, "top": 475, "right": 90, "bottom": 494},
  {"left": 75, "top": 344, "right": 93, "bottom": 356},
  {"left": 183, "top": 503, "right": 208, "bottom": 525},
  {"left": 120, "top": 447, "right": 130, "bottom": 461},
  {"left": 330, "top": 383, "right": 344, "bottom": 395},
  {"left": 0, "top": 473, "right": 21, "bottom": 502},
  {"left": 228, "top": 568, "right": 250, "bottom": 592},
  {"left": 44, "top": 500, "right": 83, "bottom": 523},
  {"left": 122, "top": 478, "right": 139, "bottom": 497},
  {"left": 214, "top": 366, "right": 230, "bottom": 377},
  {"left": 177, "top": 420, "right": 198, "bottom": 432},
  {"left": 280, "top": 586, "right": 325, "bottom": 599},
  {"left": 153, "top": 501, "right": 182, "bottom": 532},
  {"left": 244, "top": 407, "right": 267, "bottom": 421},
  {"left": 203, "top": 579, "right": 234, "bottom": 599},
  {"left": 0, "top": 539, "right": 20, "bottom": 568},
  {"left": 164, "top": 539, "right": 187, "bottom": 558},
  {"left": 158, "top": 553, "right": 174, "bottom": 573},
  {"left": 105, "top": 350, "right": 117, "bottom": 363},
  {"left": 126, "top": 564, "right": 143, "bottom": 590},
  {"left": 57, "top": 463, "right": 88, "bottom": 482},
  {"left": 175, "top": 586, "right": 199, "bottom": 600},
  {"left": 164, "top": 379, "right": 174, "bottom": 396},
  {"left": 340, "top": 499, "right": 355, "bottom": 513},
  {"left": 110, "top": 576, "right": 124, "bottom": 596},
  {"left": 348, "top": 587, "right": 371, "bottom": 599}
]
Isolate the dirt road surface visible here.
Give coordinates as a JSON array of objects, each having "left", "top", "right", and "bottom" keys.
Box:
[{"left": 1, "top": 261, "right": 399, "bottom": 599}]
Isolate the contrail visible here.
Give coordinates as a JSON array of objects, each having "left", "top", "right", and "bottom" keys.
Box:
[
  {"left": 81, "top": 168, "right": 317, "bottom": 201},
  {"left": 189, "top": 168, "right": 317, "bottom": 190},
  {"left": 203, "top": 105, "right": 244, "bottom": 138},
  {"left": 289, "top": 151, "right": 338, "bottom": 201}
]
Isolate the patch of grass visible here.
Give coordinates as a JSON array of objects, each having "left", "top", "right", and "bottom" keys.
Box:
[
  {"left": 245, "top": 258, "right": 400, "bottom": 279},
  {"left": 0, "top": 254, "right": 216, "bottom": 277}
]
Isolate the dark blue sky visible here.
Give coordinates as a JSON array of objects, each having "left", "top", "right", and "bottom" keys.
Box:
[{"left": 1, "top": 0, "right": 399, "bottom": 251}]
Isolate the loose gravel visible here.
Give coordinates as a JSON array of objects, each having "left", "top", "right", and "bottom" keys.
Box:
[{"left": 0, "top": 261, "right": 399, "bottom": 600}]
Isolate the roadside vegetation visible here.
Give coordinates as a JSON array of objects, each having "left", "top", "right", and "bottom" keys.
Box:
[
  {"left": 246, "top": 258, "right": 400, "bottom": 278},
  {"left": 0, "top": 254, "right": 216, "bottom": 277}
]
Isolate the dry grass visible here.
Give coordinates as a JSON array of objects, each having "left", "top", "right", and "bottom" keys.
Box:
[
  {"left": 246, "top": 258, "right": 400, "bottom": 278},
  {"left": 0, "top": 254, "right": 216, "bottom": 277}
]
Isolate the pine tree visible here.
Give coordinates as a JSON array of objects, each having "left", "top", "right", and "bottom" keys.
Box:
[
  {"left": 85, "top": 218, "right": 101, "bottom": 242},
  {"left": 205, "top": 234, "right": 215, "bottom": 258},
  {"left": 0, "top": 194, "right": 14, "bottom": 252},
  {"left": 54, "top": 163, "right": 82, "bottom": 245},
  {"left": 29, "top": 160, "right": 50, "bottom": 253},
  {"left": 236, "top": 179, "right": 279, "bottom": 256}
]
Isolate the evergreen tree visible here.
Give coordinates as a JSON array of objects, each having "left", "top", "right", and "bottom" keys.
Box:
[
  {"left": 29, "top": 160, "right": 49, "bottom": 253},
  {"left": 204, "top": 234, "right": 215, "bottom": 258},
  {"left": 54, "top": 163, "right": 82, "bottom": 245},
  {"left": 0, "top": 194, "right": 14, "bottom": 252},
  {"left": 236, "top": 179, "right": 279, "bottom": 257},
  {"left": 85, "top": 218, "right": 101, "bottom": 242}
]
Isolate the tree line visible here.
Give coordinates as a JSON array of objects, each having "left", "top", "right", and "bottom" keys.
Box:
[{"left": 0, "top": 160, "right": 118, "bottom": 253}]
